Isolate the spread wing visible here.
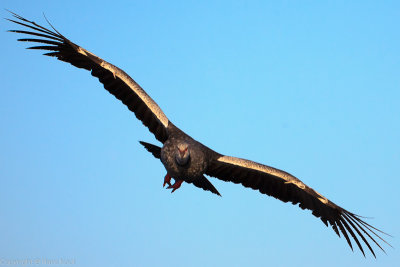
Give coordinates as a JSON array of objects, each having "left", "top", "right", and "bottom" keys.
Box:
[
  {"left": 7, "top": 11, "right": 169, "bottom": 143},
  {"left": 205, "top": 153, "right": 391, "bottom": 257}
]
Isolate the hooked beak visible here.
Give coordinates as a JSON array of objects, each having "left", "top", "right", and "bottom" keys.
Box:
[{"left": 178, "top": 147, "right": 187, "bottom": 158}]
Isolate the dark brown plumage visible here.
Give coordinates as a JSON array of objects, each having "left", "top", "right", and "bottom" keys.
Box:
[{"left": 7, "top": 11, "right": 391, "bottom": 257}]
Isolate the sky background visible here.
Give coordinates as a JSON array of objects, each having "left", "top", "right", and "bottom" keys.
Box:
[{"left": 1, "top": 1, "right": 399, "bottom": 266}]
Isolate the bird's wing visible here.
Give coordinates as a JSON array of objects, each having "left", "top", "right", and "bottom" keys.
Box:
[
  {"left": 139, "top": 141, "right": 220, "bottom": 195},
  {"left": 139, "top": 141, "right": 162, "bottom": 159},
  {"left": 7, "top": 11, "right": 169, "bottom": 143},
  {"left": 205, "top": 153, "right": 390, "bottom": 257},
  {"left": 189, "top": 176, "right": 221, "bottom": 196}
]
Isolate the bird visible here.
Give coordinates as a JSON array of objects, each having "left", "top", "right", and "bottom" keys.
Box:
[{"left": 7, "top": 11, "right": 391, "bottom": 257}]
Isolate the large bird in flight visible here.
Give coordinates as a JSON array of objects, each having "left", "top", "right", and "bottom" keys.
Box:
[{"left": 7, "top": 11, "right": 390, "bottom": 257}]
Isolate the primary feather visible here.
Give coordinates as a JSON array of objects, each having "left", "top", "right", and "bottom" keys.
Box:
[{"left": 7, "top": 11, "right": 391, "bottom": 257}]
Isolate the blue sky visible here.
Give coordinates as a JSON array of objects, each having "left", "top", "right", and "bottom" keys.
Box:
[{"left": 1, "top": 1, "right": 399, "bottom": 266}]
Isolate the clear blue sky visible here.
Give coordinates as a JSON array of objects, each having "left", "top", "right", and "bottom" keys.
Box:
[{"left": 1, "top": 1, "right": 399, "bottom": 266}]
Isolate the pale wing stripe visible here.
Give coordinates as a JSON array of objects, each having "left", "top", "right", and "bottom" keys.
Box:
[
  {"left": 217, "top": 155, "right": 329, "bottom": 204},
  {"left": 76, "top": 46, "right": 169, "bottom": 128}
]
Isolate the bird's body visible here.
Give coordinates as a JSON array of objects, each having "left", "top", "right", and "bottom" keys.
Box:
[
  {"left": 161, "top": 125, "right": 208, "bottom": 181},
  {"left": 7, "top": 11, "right": 390, "bottom": 257}
]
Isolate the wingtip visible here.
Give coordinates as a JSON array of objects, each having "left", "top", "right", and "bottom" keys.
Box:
[
  {"left": 4, "top": 8, "right": 14, "bottom": 15},
  {"left": 5, "top": 9, "right": 26, "bottom": 21},
  {"left": 42, "top": 11, "right": 63, "bottom": 37}
]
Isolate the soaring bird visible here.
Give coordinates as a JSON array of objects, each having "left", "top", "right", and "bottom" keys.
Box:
[{"left": 7, "top": 11, "right": 390, "bottom": 257}]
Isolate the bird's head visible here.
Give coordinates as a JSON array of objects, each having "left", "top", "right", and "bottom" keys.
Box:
[{"left": 175, "top": 142, "right": 190, "bottom": 166}]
